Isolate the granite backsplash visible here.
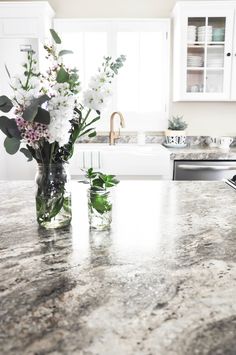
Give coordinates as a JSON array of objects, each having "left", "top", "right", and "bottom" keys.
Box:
[{"left": 78, "top": 132, "right": 236, "bottom": 147}]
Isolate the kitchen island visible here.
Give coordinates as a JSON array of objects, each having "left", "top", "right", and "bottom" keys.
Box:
[{"left": 0, "top": 180, "right": 236, "bottom": 355}]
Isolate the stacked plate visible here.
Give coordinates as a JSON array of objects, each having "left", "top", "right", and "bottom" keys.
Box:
[
  {"left": 197, "top": 26, "right": 212, "bottom": 42},
  {"left": 207, "top": 54, "right": 224, "bottom": 67},
  {"left": 187, "top": 55, "right": 204, "bottom": 67},
  {"left": 188, "top": 25, "right": 196, "bottom": 42}
]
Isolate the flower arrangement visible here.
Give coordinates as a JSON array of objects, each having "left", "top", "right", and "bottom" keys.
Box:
[
  {"left": 0, "top": 29, "right": 126, "bottom": 164},
  {"left": 0, "top": 29, "right": 125, "bottom": 229}
]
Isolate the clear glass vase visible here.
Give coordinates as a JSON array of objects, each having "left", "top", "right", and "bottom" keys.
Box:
[
  {"left": 35, "top": 163, "right": 72, "bottom": 229},
  {"left": 88, "top": 189, "right": 112, "bottom": 231}
]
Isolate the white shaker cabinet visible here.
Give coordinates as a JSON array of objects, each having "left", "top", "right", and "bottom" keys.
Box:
[
  {"left": 172, "top": 1, "right": 236, "bottom": 101},
  {"left": 0, "top": 2, "right": 54, "bottom": 180},
  {"left": 0, "top": 2, "right": 54, "bottom": 40}
]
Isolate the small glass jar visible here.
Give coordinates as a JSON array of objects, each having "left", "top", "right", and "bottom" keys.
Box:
[
  {"left": 35, "top": 163, "right": 72, "bottom": 229},
  {"left": 87, "top": 189, "right": 112, "bottom": 231}
]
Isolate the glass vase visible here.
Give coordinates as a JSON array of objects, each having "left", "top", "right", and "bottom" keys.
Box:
[
  {"left": 35, "top": 163, "right": 72, "bottom": 229},
  {"left": 88, "top": 189, "right": 112, "bottom": 231}
]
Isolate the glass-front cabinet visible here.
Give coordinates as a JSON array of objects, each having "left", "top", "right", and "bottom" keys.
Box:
[{"left": 172, "top": 1, "right": 235, "bottom": 101}]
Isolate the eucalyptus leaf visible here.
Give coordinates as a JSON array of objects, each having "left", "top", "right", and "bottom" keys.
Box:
[
  {"left": 0, "top": 96, "right": 13, "bottom": 113},
  {"left": 23, "top": 95, "right": 50, "bottom": 122},
  {"left": 6, "top": 119, "right": 21, "bottom": 139},
  {"left": 0, "top": 116, "right": 21, "bottom": 138},
  {"left": 50, "top": 29, "right": 61, "bottom": 44},
  {"left": 56, "top": 67, "right": 69, "bottom": 83},
  {"left": 20, "top": 147, "right": 33, "bottom": 161},
  {"left": 22, "top": 103, "right": 38, "bottom": 122},
  {"left": 4, "top": 137, "right": 20, "bottom": 155},
  {"left": 34, "top": 107, "right": 50, "bottom": 125},
  {"left": 58, "top": 50, "right": 73, "bottom": 56}
]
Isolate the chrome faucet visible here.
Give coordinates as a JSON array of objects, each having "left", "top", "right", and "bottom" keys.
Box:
[{"left": 109, "top": 112, "right": 125, "bottom": 145}]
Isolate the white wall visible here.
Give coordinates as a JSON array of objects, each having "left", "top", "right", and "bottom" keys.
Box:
[{"left": 1, "top": 0, "right": 236, "bottom": 135}]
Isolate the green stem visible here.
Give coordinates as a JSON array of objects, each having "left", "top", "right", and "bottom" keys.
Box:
[
  {"left": 49, "top": 142, "right": 55, "bottom": 165},
  {"left": 24, "top": 51, "right": 33, "bottom": 91},
  {"left": 84, "top": 108, "right": 91, "bottom": 120}
]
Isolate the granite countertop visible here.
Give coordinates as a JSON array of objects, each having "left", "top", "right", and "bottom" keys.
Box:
[
  {"left": 166, "top": 146, "right": 236, "bottom": 161},
  {"left": 1, "top": 180, "right": 236, "bottom": 354}
]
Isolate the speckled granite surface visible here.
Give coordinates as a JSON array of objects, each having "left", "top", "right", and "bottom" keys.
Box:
[
  {"left": 0, "top": 180, "right": 236, "bottom": 355},
  {"left": 77, "top": 134, "right": 236, "bottom": 161},
  {"left": 167, "top": 147, "right": 236, "bottom": 161}
]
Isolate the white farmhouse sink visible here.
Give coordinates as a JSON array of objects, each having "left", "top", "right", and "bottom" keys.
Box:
[{"left": 70, "top": 143, "right": 171, "bottom": 179}]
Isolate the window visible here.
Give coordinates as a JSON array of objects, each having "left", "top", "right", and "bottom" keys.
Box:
[{"left": 54, "top": 19, "right": 170, "bottom": 131}]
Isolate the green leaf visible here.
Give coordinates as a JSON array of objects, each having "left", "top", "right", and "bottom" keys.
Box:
[
  {"left": 6, "top": 119, "right": 21, "bottom": 139},
  {"left": 0, "top": 96, "right": 13, "bottom": 113},
  {"left": 79, "top": 128, "right": 95, "bottom": 137},
  {"left": 88, "top": 131, "right": 96, "bottom": 138},
  {"left": 22, "top": 95, "right": 50, "bottom": 122},
  {"left": 22, "top": 103, "right": 38, "bottom": 122},
  {"left": 56, "top": 67, "right": 69, "bottom": 83},
  {"left": 58, "top": 50, "right": 73, "bottom": 56},
  {"left": 90, "top": 193, "right": 112, "bottom": 214},
  {"left": 92, "top": 177, "right": 104, "bottom": 188},
  {"left": 20, "top": 147, "right": 33, "bottom": 161},
  {"left": 50, "top": 29, "right": 61, "bottom": 44},
  {"left": 34, "top": 107, "right": 50, "bottom": 125},
  {"left": 84, "top": 115, "right": 100, "bottom": 129},
  {"left": 4, "top": 137, "right": 20, "bottom": 155},
  {"left": 0, "top": 116, "right": 21, "bottom": 138}
]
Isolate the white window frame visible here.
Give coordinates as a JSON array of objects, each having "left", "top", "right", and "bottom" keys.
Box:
[{"left": 54, "top": 18, "right": 170, "bottom": 131}]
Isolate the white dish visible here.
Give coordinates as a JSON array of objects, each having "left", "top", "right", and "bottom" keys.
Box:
[{"left": 163, "top": 143, "right": 187, "bottom": 148}]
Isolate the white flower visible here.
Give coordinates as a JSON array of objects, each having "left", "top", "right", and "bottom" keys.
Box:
[
  {"left": 47, "top": 82, "right": 76, "bottom": 146},
  {"left": 83, "top": 89, "right": 109, "bottom": 112},
  {"left": 88, "top": 73, "right": 111, "bottom": 90}
]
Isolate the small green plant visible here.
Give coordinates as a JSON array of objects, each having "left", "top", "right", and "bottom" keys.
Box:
[
  {"left": 168, "top": 115, "right": 188, "bottom": 131},
  {"left": 85, "top": 168, "right": 119, "bottom": 215}
]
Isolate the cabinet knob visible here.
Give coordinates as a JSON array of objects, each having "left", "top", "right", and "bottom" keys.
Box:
[{"left": 226, "top": 52, "right": 231, "bottom": 57}]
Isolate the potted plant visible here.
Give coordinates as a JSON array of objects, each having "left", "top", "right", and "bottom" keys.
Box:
[
  {"left": 165, "top": 115, "right": 188, "bottom": 147},
  {"left": 85, "top": 168, "right": 119, "bottom": 231}
]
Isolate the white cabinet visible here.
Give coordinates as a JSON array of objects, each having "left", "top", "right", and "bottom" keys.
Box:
[
  {"left": 0, "top": 2, "right": 54, "bottom": 40},
  {"left": 0, "top": 2, "right": 54, "bottom": 180},
  {"left": 172, "top": 1, "right": 236, "bottom": 101},
  {"left": 70, "top": 144, "right": 171, "bottom": 179}
]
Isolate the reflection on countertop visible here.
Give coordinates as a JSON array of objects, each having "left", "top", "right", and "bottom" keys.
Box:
[{"left": 0, "top": 180, "right": 236, "bottom": 354}]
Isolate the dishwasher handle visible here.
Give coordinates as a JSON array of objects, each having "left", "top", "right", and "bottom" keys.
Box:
[{"left": 177, "top": 164, "right": 236, "bottom": 171}]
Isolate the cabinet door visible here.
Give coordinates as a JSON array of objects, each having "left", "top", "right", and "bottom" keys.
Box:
[
  {"left": 69, "top": 150, "right": 102, "bottom": 175},
  {"left": 230, "top": 9, "right": 236, "bottom": 100},
  {"left": 174, "top": 6, "right": 234, "bottom": 101}
]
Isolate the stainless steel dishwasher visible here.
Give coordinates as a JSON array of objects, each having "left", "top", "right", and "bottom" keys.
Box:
[{"left": 174, "top": 160, "right": 236, "bottom": 180}]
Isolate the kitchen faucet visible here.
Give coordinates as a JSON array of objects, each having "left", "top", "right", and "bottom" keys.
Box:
[{"left": 109, "top": 112, "right": 125, "bottom": 145}]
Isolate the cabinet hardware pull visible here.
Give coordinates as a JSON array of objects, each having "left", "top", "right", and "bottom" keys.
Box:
[
  {"left": 91, "top": 152, "right": 93, "bottom": 168},
  {"left": 98, "top": 152, "right": 101, "bottom": 169},
  {"left": 178, "top": 164, "right": 236, "bottom": 171},
  {"left": 82, "top": 152, "right": 85, "bottom": 169},
  {"left": 226, "top": 52, "right": 231, "bottom": 57}
]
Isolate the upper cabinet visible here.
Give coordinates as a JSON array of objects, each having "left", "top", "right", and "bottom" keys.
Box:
[
  {"left": 172, "top": 1, "right": 236, "bottom": 101},
  {"left": 0, "top": 1, "right": 54, "bottom": 40}
]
